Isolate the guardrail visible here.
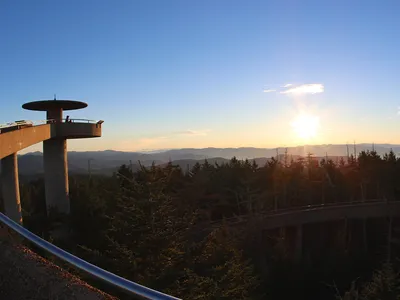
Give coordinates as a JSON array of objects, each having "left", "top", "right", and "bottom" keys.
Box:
[
  {"left": 207, "top": 199, "right": 390, "bottom": 226},
  {"left": 0, "top": 120, "right": 48, "bottom": 129},
  {"left": 61, "top": 118, "right": 100, "bottom": 124},
  {"left": 0, "top": 212, "right": 180, "bottom": 300},
  {"left": 0, "top": 122, "right": 28, "bottom": 129},
  {"left": 0, "top": 119, "right": 103, "bottom": 133}
]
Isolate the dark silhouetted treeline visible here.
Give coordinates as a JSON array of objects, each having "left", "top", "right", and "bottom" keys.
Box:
[{"left": 12, "top": 149, "right": 400, "bottom": 299}]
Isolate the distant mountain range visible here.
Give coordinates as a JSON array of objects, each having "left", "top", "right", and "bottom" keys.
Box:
[{"left": 14, "top": 144, "right": 400, "bottom": 176}]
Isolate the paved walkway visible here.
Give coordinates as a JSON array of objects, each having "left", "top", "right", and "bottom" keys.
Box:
[{"left": 0, "top": 229, "right": 117, "bottom": 300}]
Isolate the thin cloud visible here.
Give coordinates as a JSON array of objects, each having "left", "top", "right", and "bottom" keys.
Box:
[
  {"left": 281, "top": 83, "right": 324, "bottom": 95},
  {"left": 263, "top": 89, "right": 276, "bottom": 93},
  {"left": 282, "top": 83, "right": 292, "bottom": 88},
  {"left": 397, "top": 106, "right": 400, "bottom": 115},
  {"left": 175, "top": 129, "right": 210, "bottom": 136}
]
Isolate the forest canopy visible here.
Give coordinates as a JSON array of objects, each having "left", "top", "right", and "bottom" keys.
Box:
[{"left": 10, "top": 150, "right": 400, "bottom": 299}]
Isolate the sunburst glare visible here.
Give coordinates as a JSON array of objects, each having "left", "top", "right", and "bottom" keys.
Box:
[{"left": 291, "top": 113, "right": 320, "bottom": 140}]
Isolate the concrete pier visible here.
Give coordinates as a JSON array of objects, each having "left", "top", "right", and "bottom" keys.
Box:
[
  {"left": 1, "top": 153, "right": 22, "bottom": 224},
  {"left": 43, "top": 138, "right": 69, "bottom": 214},
  {"left": 362, "top": 218, "right": 368, "bottom": 252},
  {"left": 46, "top": 107, "right": 62, "bottom": 122},
  {"left": 387, "top": 216, "right": 392, "bottom": 262},
  {"left": 294, "top": 224, "right": 303, "bottom": 260},
  {"left": 343, "top": 217, "right": 348, "bottom": 251}
]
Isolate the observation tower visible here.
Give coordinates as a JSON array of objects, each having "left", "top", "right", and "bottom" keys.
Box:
[{"left": 21, "top": 99, "right": 102, "bottom": 215}]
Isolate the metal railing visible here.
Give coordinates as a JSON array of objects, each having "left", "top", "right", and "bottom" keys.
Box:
[
  {"left": 0, "top": 119, "right": 103, "bottom": 133},
  {"left": 0, "top": 119, "right": 48, "bottom": 129},
  {"left": 206, "top": 198, "right": 391, "bottom": 226},
  {"left": 0, "top": 122, "right": 29, "bottom": 129},
  {"left": 0, "top": 212, "right": 181, "bottom": 300},
  {"left": 61, "top": 118, "right": 100, "bottom": 124},
  {"left": 0, "top": 120, "right": 39, "bottom": 133}
]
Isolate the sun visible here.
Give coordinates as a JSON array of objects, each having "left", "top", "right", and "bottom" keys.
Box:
[{"left": 291, "top": 113, "right": 319, "bottom": 140}]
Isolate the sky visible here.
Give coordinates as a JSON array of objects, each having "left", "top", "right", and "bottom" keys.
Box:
[{"left": 1, "top": 0, "right": 400, "bottom": 152}]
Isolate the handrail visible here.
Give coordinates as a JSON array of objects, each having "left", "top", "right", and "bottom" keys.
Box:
[
  {"left": 62, "top": 118, "right": 98, "bottom": 123},
  {"left": 207, "top": 199, "right": 391, "bottom": 226},
  {"left": 0, "top": 119, "right": 101, "bottom": 130},
  {"left": 0, "top": 212, "right": 181, "bottom": 300},
  {"left": 257, "top": 199, "right": 389, "bottom": 217},
  {"left": 0, "top": 121, "right": 42, "bottom": 133}
]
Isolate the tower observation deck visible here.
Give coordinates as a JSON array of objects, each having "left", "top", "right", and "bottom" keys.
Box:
[{"left": 18, "top": 99, "right": 102, "bottom": 216}]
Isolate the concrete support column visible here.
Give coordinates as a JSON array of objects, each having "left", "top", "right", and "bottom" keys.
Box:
[
  {"left": 46, "top": 108, "right": 63, "bottom": 122},
  {"left": 1, "top": 153, "right": 22, "bottom": 224},
  {"left": 387, "top": 216, "right": 393, "bottom": 262},
  {"left": 43, "top": 138, "right": 69, "bottom": 215},
  {"left": 343, "top": 218, "right": 348, "bottom": 251},
  {"left": 362, "top": 218, "right": 368, "bottom": 253},
  {"left": 295, "top": 224, "right": 303, "bottom": 261}
]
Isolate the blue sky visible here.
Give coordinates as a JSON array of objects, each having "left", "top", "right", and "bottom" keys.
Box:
[{"left": 1, "top": 0, "right": 400, "bottom": 152}]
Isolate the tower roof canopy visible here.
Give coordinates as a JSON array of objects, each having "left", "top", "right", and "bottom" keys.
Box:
[{"left": 22, "top": 100, "right": 88, "bottom": 111}]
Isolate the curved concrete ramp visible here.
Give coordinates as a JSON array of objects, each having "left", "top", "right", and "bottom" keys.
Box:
[
  {"left": 0, "top": 124, "right": 51, "bottom": 159},
  {"left": 241, "top": 201, "right": 400, "bottom": 229},
  {"left": 0, "top": 122, "right": 102, "bottom": 160},
  {"left": 0, "top": 236, "right": 117, "bottom": 300}
]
